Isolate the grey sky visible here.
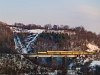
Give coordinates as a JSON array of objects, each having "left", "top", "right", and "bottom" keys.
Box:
[{"left": 0, "top": 0, "right": 100, "bottom": 33}]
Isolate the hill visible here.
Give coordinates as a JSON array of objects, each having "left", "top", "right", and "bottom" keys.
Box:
[
  {"left": 0, "top": 22, "right": 15, "bottom": 53},
  {"left": 1, "top": 22, "right": 100, "bottom": 54}
]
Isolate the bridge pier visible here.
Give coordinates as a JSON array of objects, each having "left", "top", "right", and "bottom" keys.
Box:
[{"left": 62, "top": 57, "right": 67, "bottom": 75}]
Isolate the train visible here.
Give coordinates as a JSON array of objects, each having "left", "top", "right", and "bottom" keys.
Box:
[{"left": 37, "top": 51, "right": 95, "bottom": 55}]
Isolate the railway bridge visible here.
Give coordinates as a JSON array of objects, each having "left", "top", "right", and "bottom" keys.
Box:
[{"left": 23, "top": 50, "right": 96, "bottom": 74}]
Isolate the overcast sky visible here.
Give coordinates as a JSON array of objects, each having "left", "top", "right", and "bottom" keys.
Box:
[{"left": 0, "top": 0, "right": 100, "bottom": 34}]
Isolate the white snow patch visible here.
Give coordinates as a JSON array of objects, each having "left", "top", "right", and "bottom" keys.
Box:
[
  {"left": 10, "top": 27, "right": 45, "bottom": 34},
  {"left": 27, "top": 29, "right": 44, "bottom": 33},
  {"left": 86, "top": 49, "right": 95, "bottom": 52},
  {"left": 86, "top": 43, "right": 100, "bottom": 52},
  {"left": 90, "top": 61, "right": 100, "bottom": 66},
  {"left": 84, "top": 58, "right": 90, "bottom": 63}
]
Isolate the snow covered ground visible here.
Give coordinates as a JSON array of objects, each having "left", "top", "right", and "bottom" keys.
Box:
[
  {"left": 27, "top": 29, "right": 44, "bottom": 33},
  {"left": 86, "top": 43, "right": 100, "bottom": 52},
  {"left": 10, "top": 27, "right": 45, "bottom": 34},
  {"left": 90, "top": 61, "right": 100, "bottom": 66}
]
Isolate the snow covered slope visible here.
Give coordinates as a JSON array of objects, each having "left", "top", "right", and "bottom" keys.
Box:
[{"left": 86, "top": 43, "right": 100, "bottom": 52}]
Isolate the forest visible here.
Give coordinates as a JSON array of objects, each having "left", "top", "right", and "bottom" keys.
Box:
[{"left": 0, "top": 21, "right": 100, "bottom": 53}]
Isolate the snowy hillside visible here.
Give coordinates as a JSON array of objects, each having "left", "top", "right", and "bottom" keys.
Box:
[{"left": 86, "top": 43, "right": 100, "bottom": 52}]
